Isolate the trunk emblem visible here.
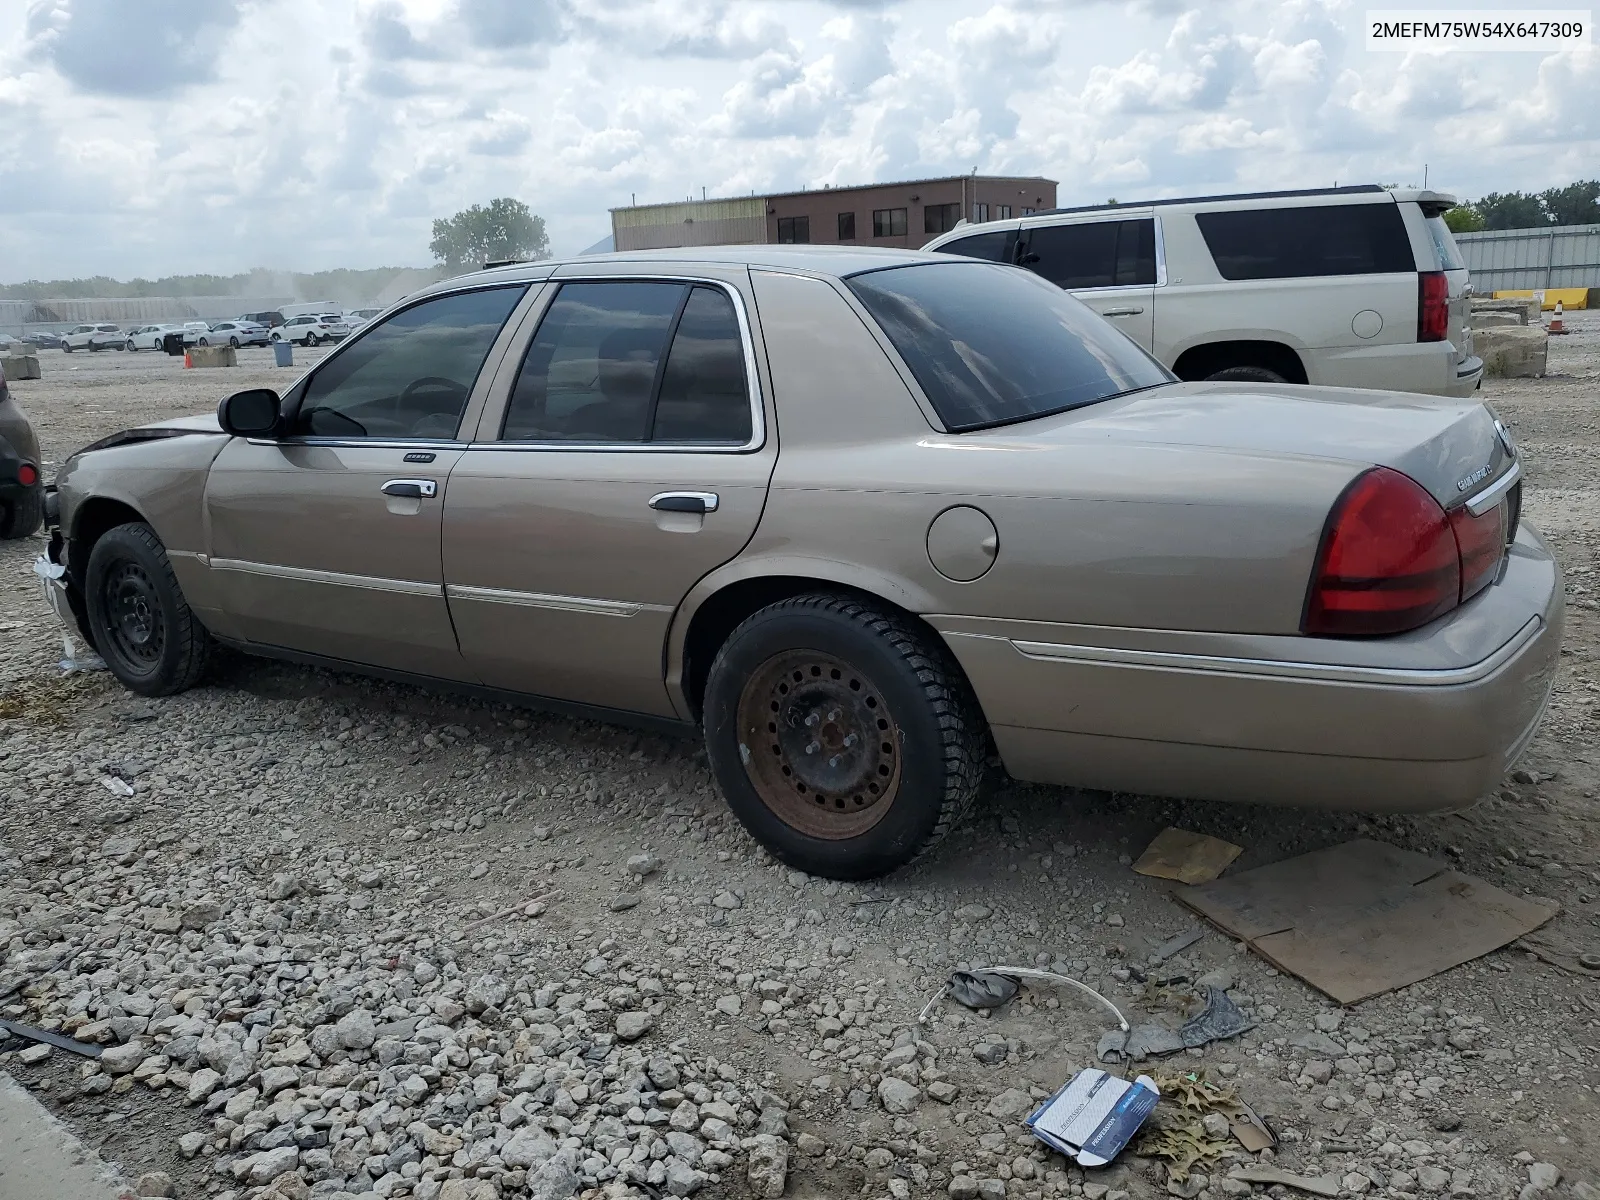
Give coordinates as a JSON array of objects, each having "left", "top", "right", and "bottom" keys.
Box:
[{"left": 1456, "top": 464, "right": 1491, "bottom": 493}]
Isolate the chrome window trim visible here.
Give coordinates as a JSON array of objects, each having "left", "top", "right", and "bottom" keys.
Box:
[
  {"left": 210, "top": 558, "right": 442, "bottom": 597},
  {"left": 1002, "top": 614, "right": 1541, "bottom": 687},
  {"left": 445, "top": 583, "right": 671, "bottom": 617},
  {"left": 247, "top": 437, "right": 468, "bottom": 450},
  {"left": 485, "top": 274, "right": 767, "bottom": 455},
  {"left": 1464, "top": 460, "right": 1521, "bottom": 517}
]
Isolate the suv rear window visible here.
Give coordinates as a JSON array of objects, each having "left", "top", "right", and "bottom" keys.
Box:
[
  {"left": 1424, "top": 215, "right": 1465, "bottom": 271},
  {"left": 1197, "top": 203, "right": 1414, "bottom": 280},
  {"left": 847, "top": 262, "right": 1172, "bottom": 432}
]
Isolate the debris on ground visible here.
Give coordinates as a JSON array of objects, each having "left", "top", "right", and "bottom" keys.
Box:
[
  {"left": 1180, "top": 838, "right": 1560, "bottom": 1003},
  {"left": 1026, "top": 1067, "right": 1160, "bottom": 1166},
  {"left": 1097, "top": 984, "right": 1254, "bottom": 1061},
  {"left": 1133, "top": 827, "right": 1243, "bottom": 884},
  {"left": 1227, "top": 1164, "right": 1343, "bottom": 1196},
  {"left": 1135, "top": 1069, "right": 1275, "bottom": 1184}
]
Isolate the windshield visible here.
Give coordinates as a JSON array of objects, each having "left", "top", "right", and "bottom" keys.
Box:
[
  {"left": 1424, "top": 215, "right": 1466, "bottom": 272},
  {"left": 846, "top": 261, "right": 1173, "bottom": 431}
]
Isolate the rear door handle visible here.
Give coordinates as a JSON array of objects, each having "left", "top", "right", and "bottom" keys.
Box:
[
  {"left": 649, "top": 491, "right": 719, "bottom": 514},
  {"left": 1102, "top": 306, "right": 1145, "bottom": 317},
  {"left": 382, "top": 479, "right": 437, "bottom": 499}
]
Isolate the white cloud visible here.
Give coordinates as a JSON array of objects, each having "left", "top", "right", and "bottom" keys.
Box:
[{"left": 0, "top": 0, "right": 1591, "bottom": 279}]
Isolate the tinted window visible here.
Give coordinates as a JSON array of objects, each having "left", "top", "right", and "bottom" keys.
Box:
[
  {"left": 873, "top": 208, "right": 907, "bottom": 238},
  {"left": 838, "top": 212, "right": 856, "bottom": 240},
  {"left": 651, "top": 287, "right": 751, "bottom": 444},
  {"left": 924, "top": 203, "right": 961, "bottom": 235},
  {"left": 293, "top": 286, "right": 526, "bottom": 439},
  {"left": 1024, "top": 219, "right": 1155, "bottom": 288},
  {"left": 847, "top": 262, "right": 1172, "bottom": 432},
  {"left": 502, "top": 282, "right": 751, "bottom": 445},
  {"left": 1424, "top": 215, "right": 1465, "bottom": 271},
  {"left": 1197, "top": 204, "right": 1415, "bottom": 280},
  {"left": 777, "top": 216, "right": 810, "bottom": 244},
  {"left": 934, "top": 229, "right": 1017, "bottom": 263}
]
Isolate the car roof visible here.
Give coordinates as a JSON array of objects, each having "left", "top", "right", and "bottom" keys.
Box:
[{"left": 423, "top": 244, "right": 948, "bottom": 297}]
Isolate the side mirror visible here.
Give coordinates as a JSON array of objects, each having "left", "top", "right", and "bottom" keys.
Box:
[{"left": 218, "top": 388, "right": 282, "bottom": 438}]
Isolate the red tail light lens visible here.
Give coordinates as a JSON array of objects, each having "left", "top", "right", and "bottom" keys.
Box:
[
  {"left": 1451, "top": 501, "right": 1506, "bottom": 603},
  {"left": 1304, "top": 467, "right": 1460, "bottom": 636},
  {"left": 17, "top": 463, "right": 38, "bottom": 487},
  {"left": 1418, "top": 270, "right": 1449, "bottom": 342}
]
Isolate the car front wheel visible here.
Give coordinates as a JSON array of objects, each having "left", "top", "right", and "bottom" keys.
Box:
[
  {"left": 702, "top": 593, "right": 987, "bottom": 880},
  {"left": 62, "top": 343, "right": 73, "bottom": 353},
  {"left": 229, "top": 337, "right": 240, "bottom": 348},
  {"left": 85, "top": 522, "right": 212, "bottom": 696}
]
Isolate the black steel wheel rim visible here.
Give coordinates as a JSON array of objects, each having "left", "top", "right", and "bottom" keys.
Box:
[{"left": 102, "top": 560, "right": 164, "bottom": 671}]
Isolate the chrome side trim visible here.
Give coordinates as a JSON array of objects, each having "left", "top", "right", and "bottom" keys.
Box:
[
  {"left": 1008, "top": 615, "right": 1541, "bottom": 687},
  {"left": 210, "top": 558, "right": 442, "bottom": 597},
  {"left": 445, "top": 583, "right": 671, "bottom": 617},
  {"left": 247, "top": 438, "right": 468, "bottom": 450},
  {"left": 1465, "top": 460, "right": 1520, "bottom": 517}
]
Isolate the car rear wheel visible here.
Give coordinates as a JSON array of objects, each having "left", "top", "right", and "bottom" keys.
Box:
[
  {"left": 85, "top": 522, "right": 212, "bottom": 696},
  {"left": 702, "top": 593, "right": 987, "bottom": 880},
  {"left": 1206, "top": 365, "right": 1286, "bottom": 384},
  {"left": 197, "top": 338, "right": 209, "bottom": 347},
  {"left": 0, "top": 485, "right": 42, "bottom": 539}
]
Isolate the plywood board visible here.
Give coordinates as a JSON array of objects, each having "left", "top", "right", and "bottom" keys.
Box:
[{"left": 1178, "top": 839, "right": 1558, "bottom": 1004}]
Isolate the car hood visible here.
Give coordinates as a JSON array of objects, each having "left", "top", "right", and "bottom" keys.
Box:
[
  {"left": 139, "top": 413, "right": 223, "bottom": 434},
  {"left": 977, "top": 380, "right": 1512, "bottom": 507}
]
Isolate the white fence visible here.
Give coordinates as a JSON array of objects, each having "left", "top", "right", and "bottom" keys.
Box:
[{"left": 1454, "top": 223, "right": 1600, "bottom": 291}]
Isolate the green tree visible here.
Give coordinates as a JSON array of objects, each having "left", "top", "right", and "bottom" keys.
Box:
[
  {"left": 1540, "top": 180, "right": 1600, "bottom": 227},
  {"left": 1473, "top": 191, "right": 1549, "bottom": 230},
  {"left": 429, "top": 198, "right": 549, "bottom": 271},
  {"left": 1442, "top": 205, "right": 1484, "bottom": 233}
]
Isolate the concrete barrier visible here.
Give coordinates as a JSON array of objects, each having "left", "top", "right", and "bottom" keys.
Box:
[
  {"left": 1471, "top": 298, "right": 1536, "bottom": 324},
  {"left": 0, "top": 353, "right": 42, "bottom": 379},
  {"left": 186, "top": 345, "right": 237, "bottom": 368},
  {"left": 1474, "top": 312, "right": 1523, "bottom": 328},
  {"left": 1476, "top": 325, "right": 1547, "bottom": 378}
]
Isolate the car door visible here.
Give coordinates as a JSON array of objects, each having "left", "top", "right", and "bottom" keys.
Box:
[
  {"left": 203, "top": 283, "right": 534, "bottom": 678},
  {"left": 1020, "top": 215, "right": 1158, "bottom": 350},
  {"left": 443, "top": 268, "right": 776, "bottom": 718}
]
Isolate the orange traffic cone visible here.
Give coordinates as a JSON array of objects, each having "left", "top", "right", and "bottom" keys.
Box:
[
  {"left": 183, "top": 350, "right": 193, "bottom": 367},
  {"left": 1548, "top": 300, "right": 1567, "bottom": 334}
]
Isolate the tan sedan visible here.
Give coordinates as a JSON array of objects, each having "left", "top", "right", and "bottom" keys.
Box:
[{"left": 43, "top": 248, "right": 1561, "bottom": 879}]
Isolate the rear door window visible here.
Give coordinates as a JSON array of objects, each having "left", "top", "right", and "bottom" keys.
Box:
[
  {"left": 1424, "top": 215, "right": 1466, "bottom": 271},
  {"left": 1197, "top": 203, "right": 1415, "bottom": 279},
  {"left": 1023, "top": 219, "right": 1156, "bottom": 289}
]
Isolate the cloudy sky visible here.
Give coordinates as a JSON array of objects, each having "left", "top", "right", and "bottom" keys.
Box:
[{"left": 0, "top": 0, "right": 1592, "bottom": 280}]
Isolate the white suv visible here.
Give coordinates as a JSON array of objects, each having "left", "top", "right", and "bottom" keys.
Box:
[
  {"left": 61, "top": 324, "right": 125, "bottom": 352},
  {"left": 272, "top": 314, "right": 351, "bottom": 346},
  {"left": 924, "top": 186, "right": 1482, "bottom": 397}
]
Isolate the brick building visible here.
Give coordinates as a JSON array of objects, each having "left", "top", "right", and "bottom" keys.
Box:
[{"left": 611, "top": 175, "right": 1058, "bottom": 253}]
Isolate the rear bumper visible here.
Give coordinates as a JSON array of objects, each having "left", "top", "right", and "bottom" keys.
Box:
[
  {"left": 935, "top": 524, "right": 1564, "bottom": 812},
  {"left": 1305, "top": 341, "right": 1483, "bottom": 398}
]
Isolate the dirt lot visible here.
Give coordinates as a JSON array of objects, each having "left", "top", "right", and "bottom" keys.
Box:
[{"left": 1, "top": 330, "right": 1597, "bottom": 1200}]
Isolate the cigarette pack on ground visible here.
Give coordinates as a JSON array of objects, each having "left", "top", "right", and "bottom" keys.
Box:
[{"left": 1025, "top": 1069, "right": 1160, "bottom": 1167}]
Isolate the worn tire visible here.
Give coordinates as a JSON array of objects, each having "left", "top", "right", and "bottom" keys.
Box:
[
  {"left": 703, "top": 593, "right": 987, "bottom": 880},
  {"left": 85, "top": 522, "right": 211, "bottom": 696},
  {"left": 1206, "top": 364, "right": 1286, "bottom": 384},
  {"left": 0, "top": 485, "right": 42, "bottom": 539}
]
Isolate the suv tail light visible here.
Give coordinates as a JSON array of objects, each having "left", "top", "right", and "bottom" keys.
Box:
[
  {"left": 1418, "top": 270, "right": 1449, "bottom": 342},
  {"left": 1304, "top": 468, "right": 1460, "bottom": 636}
]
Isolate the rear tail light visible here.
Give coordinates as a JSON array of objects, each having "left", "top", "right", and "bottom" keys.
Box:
[
  {"left": 1305, "top": 467, "right": 1512, "bottom": 636},
  {"left": 1418, "top": 271, "right": 1449, "bottom": 343},
  {"left": 17, "top": 463, "right": 38, "bottom": 487}
]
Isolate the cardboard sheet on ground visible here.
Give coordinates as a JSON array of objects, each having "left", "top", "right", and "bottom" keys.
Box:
[
  {"left": 1134, "top": 827, "right": 1243, "bottom": 885},
  {"left": 1177, "top": 839, "right": 1558, "bottom": 1004}
]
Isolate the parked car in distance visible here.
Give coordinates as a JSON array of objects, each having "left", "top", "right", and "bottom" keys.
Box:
[
  {"left": 237, "top": 311, "right": 285, "bottom": 329},
  {"left": 926, "top": 185, "right": 1482, "bottom": 398},
  {"left": 0, "top": 334, "right": 25, "bottom": 354},
  {"left": 45, "top": 247, "right": 1557, "bottom": 880},
  {"left": 199, "top": 321, "right": 271, "bottom": 348},
  {"left": 61, "top": 323, "right": 125, "bottom": 352},
  {"left": 0, "top": 360, "right": 43, "bottom": 538},
  {"left": 126, "top": 324, "right": 187, "bottom": 351},
  {"left": 271, "top": 314, "right": 350, "bottom": 346},
  {"left": 22, "top": 332, "right": 63, "bottom": 350},
  {"left": 179, "top": 322, "right": 211, "bottom": 345},
  {"left": 345, "top": 307, "right": 382, "bottom": 328}
]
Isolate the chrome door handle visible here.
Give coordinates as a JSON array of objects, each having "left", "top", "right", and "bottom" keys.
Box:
[
  {"left": 649, "top": 491, "right": 719, "bottom": 514},
  {"left": 1101, "top": 306, "right": 1145, "bottom": 317},
  {"left": 382, "top": 479, "right": 437, "bottom": 499}
]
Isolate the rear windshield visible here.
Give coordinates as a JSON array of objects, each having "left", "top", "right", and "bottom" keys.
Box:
[
  {"left": 846, "top": 262, "right": 1172, "bottom": 432},
  {"left": 1424, "top": 215, "right": 1466, "bottom": 271},
  {"left": 1196, "top": 203, "right": 1415, "bottom": 280}
]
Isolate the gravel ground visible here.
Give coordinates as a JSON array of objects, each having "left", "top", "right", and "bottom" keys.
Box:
[{"left": 1, "top": 332, "right": 1597, "bottom": 1200}]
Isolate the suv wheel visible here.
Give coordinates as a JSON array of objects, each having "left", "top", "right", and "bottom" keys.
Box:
[
  {"left": 1206, "top": 365, "right": 1286, "bottom": 384},
  {"left": 85, "top": 522, "right": 212, "bottom": 696},
  {"left": 0, "top": 485, "right": 43, "bottom": 539},
  {"left": 702, "top": 593, "right": 987, "bottom": 880},
  {"left": 62, "top": 343, "right": 73, "bottom": 353},
  {"left": 306, "top": 333, "right": 320, "bottom": 347}
]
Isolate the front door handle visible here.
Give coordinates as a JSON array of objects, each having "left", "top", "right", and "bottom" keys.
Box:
[
  {"left": 1101, "top": 306, "right": 1145, "bottom": 317},
  {"left": 382, "top": 479, "right": 437, "bottom": 499},
  {"left": 649, "top": 491, "right": 719, "bottom": 514}
]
